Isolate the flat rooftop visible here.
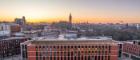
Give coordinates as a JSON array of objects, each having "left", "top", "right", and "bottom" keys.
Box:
[
  {"left": 2, "top": 37, "right": 28, "bottom": 41},
  {"left": 124, "top": 40, "right": 140, "bottom": 44},
  {"left": 22, "top": 39, "right": 118, "bottom": 46}
]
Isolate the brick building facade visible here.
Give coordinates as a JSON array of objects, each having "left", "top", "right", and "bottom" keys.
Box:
[
  {"left": 122, "top": 40, "right": 140, "bottom": 60},
  {"left": 21, "top": 40, "right": 118, "bottom": 60}
]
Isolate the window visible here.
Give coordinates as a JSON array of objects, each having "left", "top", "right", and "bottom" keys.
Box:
[
  {"left": 95, "top": 56, "right": 97, "bottom": 60},
  {"left": 43, "top": 46, "right": 45, "bottom": 48},
  {"left": 75, "top": 46, "right": 77, "bottom": 48},
  {"left": 64, "top": 57, "right": 66, "bottom": 60},
  {"left": 108, "top": 56, "right": 110, "bottom": 60},
  {"left": 39, "top": 46, "right": 41, "bottom": 48},
  {"left": 105, "top": 56, "right": 107, "bottom": 60},
  {"left": 36, "top": 46, "right": 38, "bottom": 60},
  {"left": 40, "top": 54, "right": 42, "bottom": 60},
  {"left": 78, "top": 46, "right": 80, "bottom": 48},
  {"left": 68, "top": 52, "right": 70, "bottom": 56},
  {"left": 88, "top": 56, "right": 90, "bottom": 60},
  {"left": 85, "top": 46, "right": 87, "bottom": 48},
  {"left": 68, "top": 56, "right": 70, "bottom": 60},
  {"left": 109, "top": 46, "right": 111, "bottom": 53},
  {"left": 101, "top": 56, "right": 104, "bottom": 60},
  {"left": 61, "top": 57, "right": 63, "bottom": 60},
  {"left": 81, "top": 46, "right": 84, "bottom": 48},
  {"left": 43, "top": 57, "right": 45, "bottom": 60},
  {"left": 50, "top": 57, "right": 52, "bottom": 60},
  {"left": 71, "top": 46, "right": 73, "bottom": 48},
  {"left": 92, "top": 46, "right": 94, "bottom": 48},
  {"left": 64, "top": 46, "right": 67, "bottom": 48},
  {"left": 105, "top": 46, "right": 108, "bottom": 49},
  {"left": 98, "top": 56, "right": 100, "bottom": 60},
  {"left": 54, "top": 56, "right": 56, "bottom": 60},
  {"left": 74, "top": 56, "right": 76, "bottom": 60}
]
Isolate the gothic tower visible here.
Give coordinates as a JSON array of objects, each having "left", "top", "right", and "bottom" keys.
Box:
[{"left": 69, "top": 13, "right": 72, "bottom": 24}]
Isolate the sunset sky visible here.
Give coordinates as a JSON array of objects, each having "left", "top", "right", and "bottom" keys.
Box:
[{"left": 0, "top": 0, "right": 140, "bottom": 23}]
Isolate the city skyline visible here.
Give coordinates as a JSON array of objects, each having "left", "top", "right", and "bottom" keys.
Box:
[{"left": 0, "top": 0, "right": 140, "bottom": 23}]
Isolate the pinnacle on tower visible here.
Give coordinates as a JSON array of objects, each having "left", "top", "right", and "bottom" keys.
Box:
[{"left": 69, "top": 13, "right": 72, "bottom": 24}]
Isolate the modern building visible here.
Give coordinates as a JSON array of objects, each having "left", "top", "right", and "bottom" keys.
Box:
[
  {"left": 122, "top": 40, "right": 140, "bottom": 60},
  {"left": 0, "top": 23, "right": 21, "bottom": 37},
  {"left": 21, "top": 40, "right": 118, "bottom": 60},
  {"left": 0, "top": 37, "right": 29, "bottom": 58},
  {"left": 62, "top": 31, "right": 78, "bottom": 39},
  {"left": 15, "top": 16, "right": 26, "bottom": 25}
]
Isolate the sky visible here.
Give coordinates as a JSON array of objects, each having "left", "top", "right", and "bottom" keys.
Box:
[{"left": 0, "top": 0, "right": 140, "bottom": 23}]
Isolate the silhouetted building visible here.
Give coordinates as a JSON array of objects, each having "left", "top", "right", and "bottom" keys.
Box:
[
  {"left": 21, "top": 40, "right": 118, "bottom": 60},
  {"left": 15, "top": 16, "right": 26, "bottom": 25},
  {"left": 69, "top": 13, "right": 72, "bottom": 29},
  {"left": 69, "top": 13, "right": 72, "bottom": 24}
]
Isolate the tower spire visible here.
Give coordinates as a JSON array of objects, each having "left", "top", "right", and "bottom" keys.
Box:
[
  {"left": 69, "top": 13, "right": 72, "bottom": 24},
  {"left": 69, "top": 13, "right": 72, "bottom": 29}
]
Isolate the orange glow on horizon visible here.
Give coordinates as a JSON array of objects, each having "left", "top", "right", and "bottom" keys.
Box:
[
  {"left": 0, "top": 0, "right": 140, "bottom": 23},
  {"left": 1, "top": 16, "right": 140, "bottom": 24}
]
